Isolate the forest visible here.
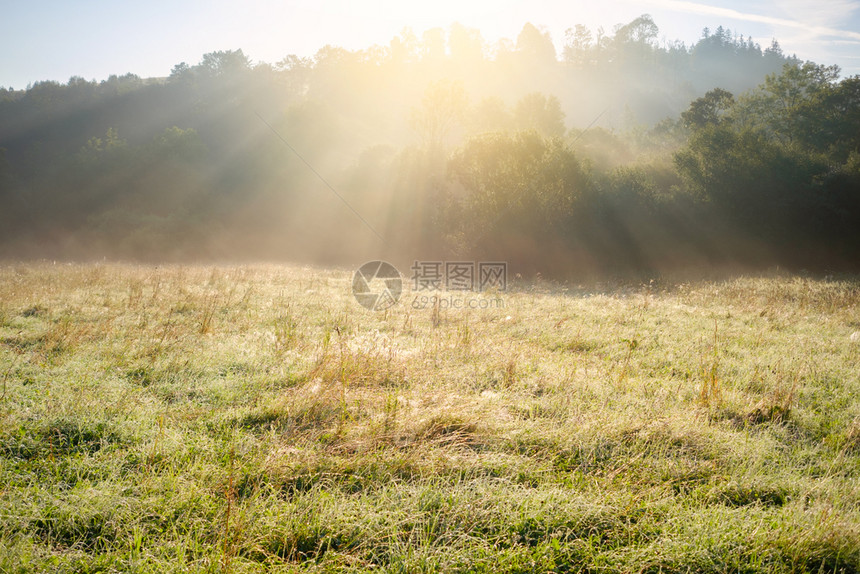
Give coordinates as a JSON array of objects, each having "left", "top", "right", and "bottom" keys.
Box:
[{"left": 1, "top": 16, "right": 858, "bottom": 277}]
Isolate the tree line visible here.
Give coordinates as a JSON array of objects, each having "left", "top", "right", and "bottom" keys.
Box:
[{"left": 1, "top": 17, "right": 857, "bottom": 276}]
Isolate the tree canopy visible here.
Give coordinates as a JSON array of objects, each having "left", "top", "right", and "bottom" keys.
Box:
[{"left": 1, "top": 17, "right": 857, "bottom": 275}]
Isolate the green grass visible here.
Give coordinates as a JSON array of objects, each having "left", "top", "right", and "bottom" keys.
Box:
[{"left": 1, "top": 263, "right": 859, "bottom": 573}]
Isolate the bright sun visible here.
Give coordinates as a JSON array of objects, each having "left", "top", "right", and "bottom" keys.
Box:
[{"left": 303, "top": 0, "right": 632, "bottom": 54}]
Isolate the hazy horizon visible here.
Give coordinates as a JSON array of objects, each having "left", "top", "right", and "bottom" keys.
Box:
[{"left": 2, "top": 0, "right": 860, "bottom": 90}]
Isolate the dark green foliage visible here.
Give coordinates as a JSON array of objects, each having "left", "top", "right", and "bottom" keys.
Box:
[
  {"left": 675, "top": 62, "right": 860, "bottom": 269},
  {"left": 681, "top": 88, "right": 734, "bottom": 129}
]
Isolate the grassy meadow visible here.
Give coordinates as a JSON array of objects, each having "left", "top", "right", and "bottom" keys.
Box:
[{"left": 0, "top": 263, "right": 859, "bottom": 573}]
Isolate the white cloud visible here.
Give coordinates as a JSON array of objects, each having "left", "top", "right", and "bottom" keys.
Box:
[
  {"left": 644, "top": 0, "right": 860, "bottom": 41},
  {"left": 776, "top": 0, "right": 859, "bottom": 28}
]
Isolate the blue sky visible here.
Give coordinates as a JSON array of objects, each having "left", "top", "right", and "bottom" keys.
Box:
[{"left": 2, "top": 0, "right": 859, "bottom": 89}]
